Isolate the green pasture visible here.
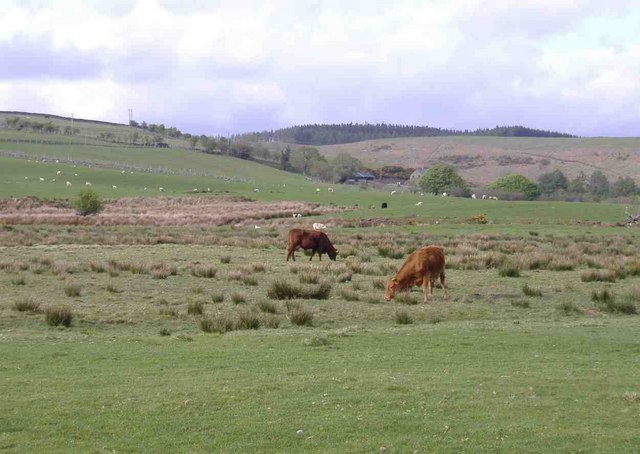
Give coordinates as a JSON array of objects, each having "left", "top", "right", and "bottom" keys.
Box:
[{"left": 1, "top": 127, "right": 640, "bottom": 453}]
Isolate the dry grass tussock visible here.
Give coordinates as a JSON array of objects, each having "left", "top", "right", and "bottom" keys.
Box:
[{"left": 0, "top": 196, "right": 344, "bottom": 226}]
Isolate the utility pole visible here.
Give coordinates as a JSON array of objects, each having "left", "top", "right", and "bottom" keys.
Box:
[{"left": 128, "top": 108, "right": 133, "bottom": 125}]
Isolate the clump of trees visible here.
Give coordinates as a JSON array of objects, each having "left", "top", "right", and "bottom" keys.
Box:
[
  {"left": 419, "top": 164, "right": 469, "bottom": 196},
  {"left": 243, "top": 123, "right": 575, "bottom": 146},
  {"left": 5, "top": 116, "right": 69, "bottom": 134},
  {"left": 487, "top": 174, "right": 540, "bottom": 200}
]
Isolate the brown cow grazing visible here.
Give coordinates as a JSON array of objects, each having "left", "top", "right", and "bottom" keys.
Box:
[
  {"left": 384, "top": 245, "right": 447, "bottom": 303},
  {"left": 287, "top": 229, "right": 338, "bottom": 262}
]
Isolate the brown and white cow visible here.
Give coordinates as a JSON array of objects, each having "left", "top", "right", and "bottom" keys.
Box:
[
  {"left": 286, "top": 229, "right": 338, "bottom": 262},
  {"left": 384, "top": 245, "right": 447, "bottom": 303}
]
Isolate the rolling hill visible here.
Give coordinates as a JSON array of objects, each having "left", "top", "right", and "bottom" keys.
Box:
[{"left": 317, "top": 135, "right": 640, "bottom": 186}]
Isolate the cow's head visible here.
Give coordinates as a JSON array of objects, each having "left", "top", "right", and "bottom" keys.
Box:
[
  {"left": 328, "top": 248, "right": 338, "bottom": 261},
  {"left": 384, "top": 278, "right": 399, "bottom": 301}
]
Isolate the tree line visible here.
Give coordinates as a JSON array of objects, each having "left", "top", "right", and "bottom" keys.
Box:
[
  {"left": 4, "top": 116, "right": 79, "bottom": 135},
  {"left": 243, "top": 123, "right": 576, "bottom": 145},
  {"left": 418, "top": 165, "right": 639, "bottom": 201}
]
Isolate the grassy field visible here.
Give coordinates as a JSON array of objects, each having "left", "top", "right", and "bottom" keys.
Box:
[{"left": 1, "top": 125, "right": 640, "bottom": 452}]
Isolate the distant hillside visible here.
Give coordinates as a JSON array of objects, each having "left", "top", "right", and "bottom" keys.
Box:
[
  {"left": 317, "top": 136, "right": 640, "bottom": 186},
  {"left": 243, "top": 123, "right": 575, "bottom": 145}
]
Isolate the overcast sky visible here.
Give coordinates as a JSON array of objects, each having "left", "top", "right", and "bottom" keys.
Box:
[{"left": 1, "top": 0, "right": 639, "bottom": 136}]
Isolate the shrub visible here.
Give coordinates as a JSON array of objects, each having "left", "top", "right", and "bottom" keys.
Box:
[
  {"left": 336, "top": 272, "right": 353, "bottom": 283},
  {"left": 10, "top": 276, "right": 26, "bottom": 286},
  {"left": 338, "top": 289, "right": 360, "bottom": 301},
  {"left": 231, "top": 292, "right": 248, "bottom": 304},
  {"left": 395, "top": 310, "right": 413, "bottom": 325},
  {"left": 378, "top": 246, "right": 404, "bottom": 259},
  {"left": 581, "top": 270, "right": 616, "bottom": 283},
  {"left": 106, "top": 283, "right": 121, "bottom": 293},
  {"left": 159, "top": 307, "right": 178, "bottom": 317},
  {"left": 303, "top": 335, "right": 330, "bottom": 347},
  {"left": 90, "top": 262, "right": 107, "bottom": 273},
  {"left": 257, "top": 300, "right": 278, "bottom": 314},
  {"left": 268, "top": 281, "right": 303, "bottom": 299},
  {"left": 285, "top": 300, "right": 302, "bottom": 312},
  {"left": 591, "top": 288, "right": 614, "bottom": 303},
  {"left": 190, "top": 265, "right": 217, "bottom": 278},
  {"left": 44, "top": 305, "right": 73, "bottom": 327},
  {"left": 395, "top": 292, "right": 419, "bottom": 305},
  {"left": 299, "top": 272, "right": 320, "bottom": 284},
  {"left": 303, "top": 282, "right": 332, "bottom": 300},
  {"left": 263, "top": 315, "right": 281, "bottom": 329},
  {"left": 74, "top": 187, "right": 102, "bottom": 216},
  {"left": 289, "top": 308, "right": 314, "bottom": 326},
  {"left": 241, "top": 276, "right": 259, "bottom": 286},
  {"left": 558, "top": 300, "right": 581, "bottom": 315},
  {"left": 236, "top": 311, "right": 261, "bottom": 330},
  {"left": 372, "top": 278, "right": 386, "bottom": 290},
  {"left": 522, "top": 284, "right": 542, "bottom": 297},
  {"left": 13, "top": 296, "right": 41, "bottom": 313},
  {"left": 499, "top": 262, "right": 521, "bottom": 277},
  {"left": 64, "top": 282, "right": 81, "bottom": 297},
  {"left": 211, "top": 293, "right": 225, "bottom": 303},
  {"left": 220, "top": 255, "right": 232, "bottom": 264},
  {"left": 365, "top": 296, "right": 383, "bottom": 304},
  {"left": 466, "top": 214, "right": 488, "bottom": 224},
  {"left": 187, "top": 301, "right": 204, "bottom": 315},
  {"left": 199, "top": 314, "right": 235, "bottom": 333}
]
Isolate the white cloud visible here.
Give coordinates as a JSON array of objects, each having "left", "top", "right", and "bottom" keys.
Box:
[{"left": 0, "top": 0, "right": 638, "bottom": 135}]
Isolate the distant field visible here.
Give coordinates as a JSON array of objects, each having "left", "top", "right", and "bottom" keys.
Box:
[
  {"left": 318, "top": 135, "right": 640, "bottom": 186},
  {"left": 2, "top": 120, "right": 640, "bottom": 453}
]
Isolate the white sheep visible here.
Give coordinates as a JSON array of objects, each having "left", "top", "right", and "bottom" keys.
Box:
[
  {"left": 416, "top": 201, "right": 423, "bottom": 206},
  {"left": 144, "top": 187, "right": 148, "bottom": 191},
  {"left": 39, "top": 177, "right": 44, "bottom": 182},
  {"left": 254, "top": 225, "right": 261, "bottom": 229},
  {"left": 85, "top": 182, "right": 92, "bottom": 186},
  {"left": 159, "top": 187, "right": 165, "bottom": 192},
  {"left": 328, "top": 187, "right": 334, "bottom": 192},
  {"left": 56, "top": 171, "right": 62, "bottom": 175},
  {"left": 193, "top": 188, "right": 199, "bottom": 193},
  {"left": 471, "top": 194, "right": 476, "bottom": 199},
  {"left": 313, "top": 222, "right": 327, "bottom": 230},
  {"left": 391, "top": 190, "right": 397, "bottom": 195},
  {"left": 74, "top": 173, "right": 78, "bottom": 177},
  {"left": 112, "top": 185, "right": 118, "bottom": 189},
  {"left": 121, "top": 170, "right": 126, "bottom": 174},
  {"left": 442, "top": 192, "right": 448, "bottom": 197},
  {"left": 316, "top": 188, "right": 321, "bottom": 192},
  {"left": 482, "top": 194, "right": 487, "bottom": 199},
  {"left": 66, "top": 181, "right": 72, "bottom": 187},
  {"left": 253, "top": 188, "right": 259, "bottom": 192}
]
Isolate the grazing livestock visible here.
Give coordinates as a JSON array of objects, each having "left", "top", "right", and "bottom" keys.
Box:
[
  {"left": 416, "top": 201, "right": 423, "bottom": 206},
  {"left": 328, "top": 187, "right": 334, "bottom": 192},
  {"left": 312, "top": 222, "right": 327, "bottom": 230},
  {"left": 112, "top": 185, "right": 118, "bottom": 189},
  {"left": 384, "top": 245, "right": 447, "bottom": 304},
  {"left": 482, "top": 194, "right": 487, "bottom": 199},
  {"left": 391, "top": 190, "right": 397, "bottom": 195},
  {"left": 159, "top": 187, "right": 165, "bottom": 192},
  {"left": 85, "top": 182, "right": 91, "bottom": 186},
  {"left": 56, "top": 171, "right": 62, "bottom": 175},
  {"left": 472, "top": 194, "right": 476, "bottom": 199},
  {"left": 66, "top": 181, "right": 72, "bottom": 187},
  {"left": 286, "top": 229, "right": 337, "bottom": 262},
  {"left": 381, "top": 202, "right": 388, "bottom": 208},
  {"left": 442, "top": 192, "right": 448, "bottom": 197},
  {"left": 316, "top": 188, "right": 321, "bottom": 192}
]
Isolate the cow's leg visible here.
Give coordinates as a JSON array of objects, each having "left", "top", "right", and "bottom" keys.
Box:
[
  {"left": 421, "top": 278, "right": 430, "bottom": 304},
  {"left": 318, "top": 253, "right": 322, "bottom": 261},
  {"left": 287, "top": 247, "right": 296, "bottom": 261},
  {"left": 440, "top": 272, "right": 447, "bottom": 298},
  {"left": 308, "top": 250, "right": 314, "bottom": 261}
]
